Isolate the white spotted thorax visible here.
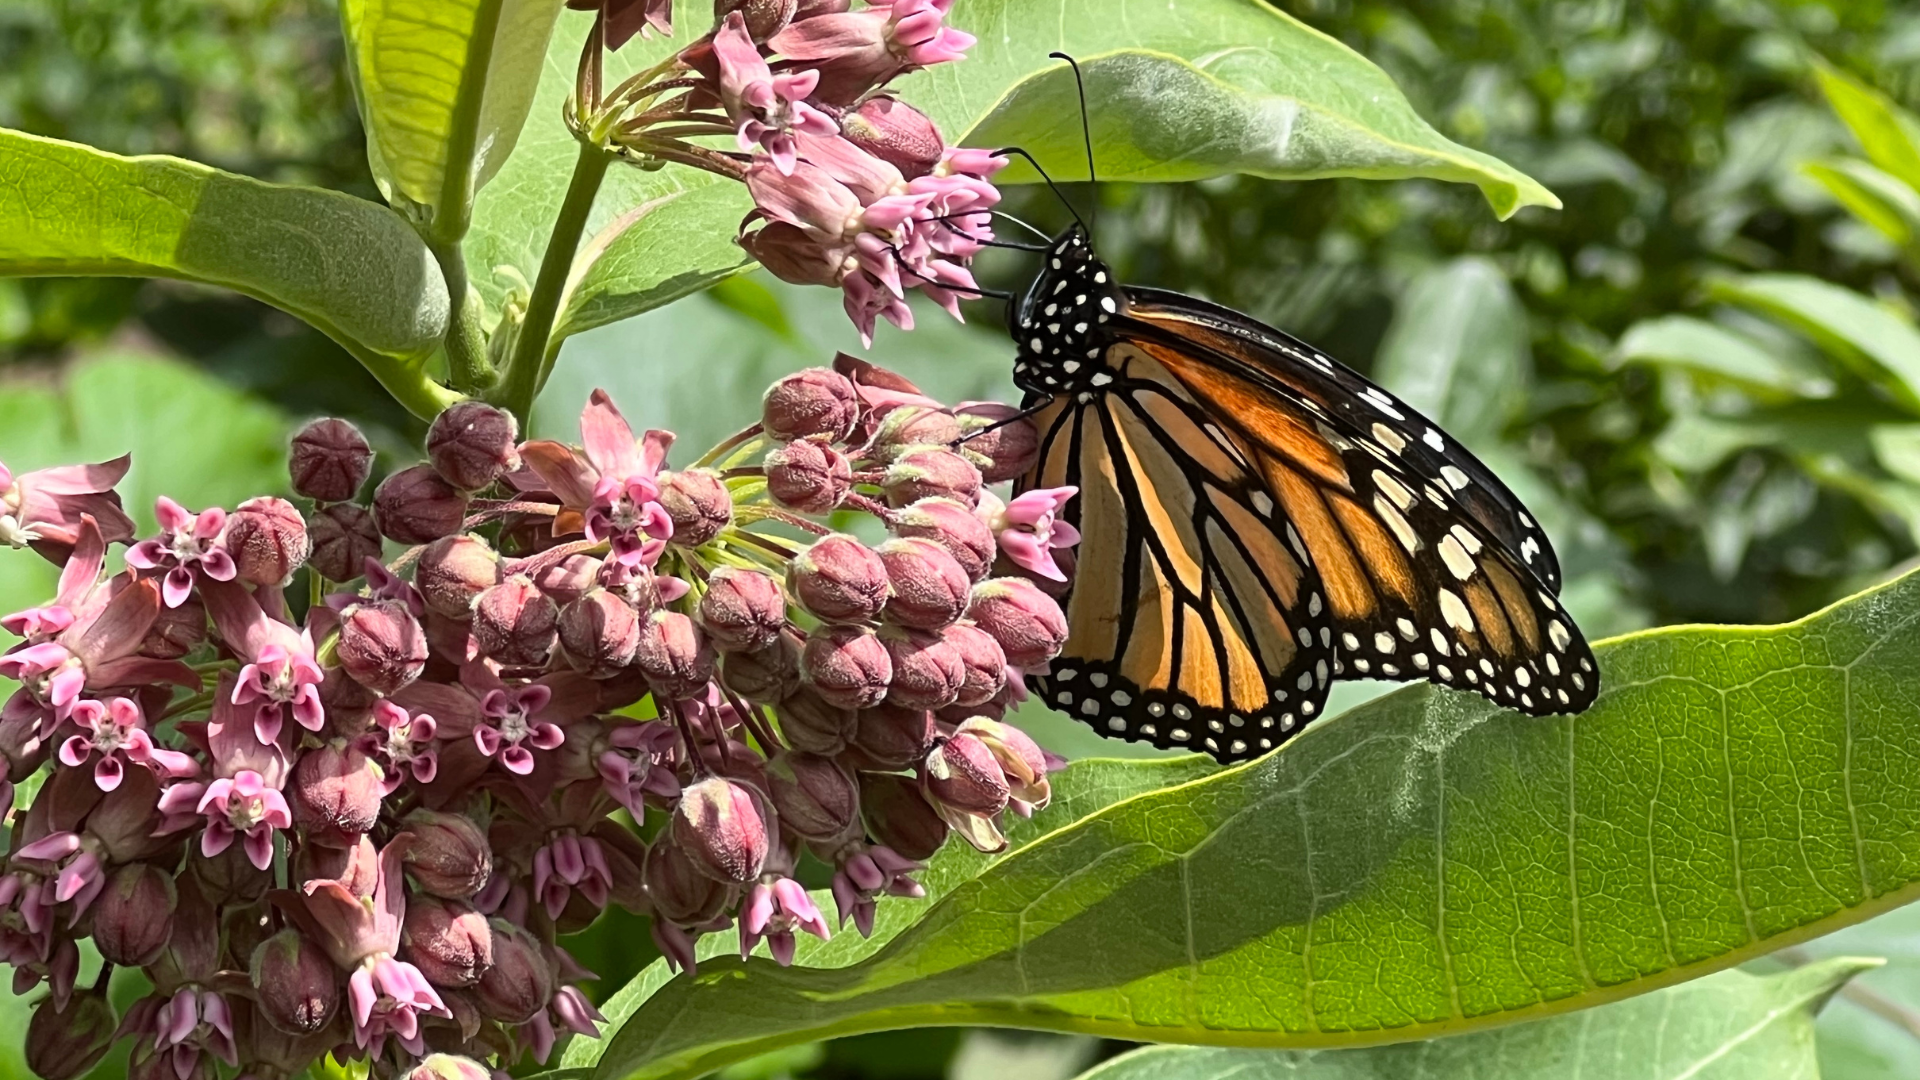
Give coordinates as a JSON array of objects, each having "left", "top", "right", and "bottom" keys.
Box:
[{"left": 1010, "top": 226, "right": 1123, "bottom": 399}]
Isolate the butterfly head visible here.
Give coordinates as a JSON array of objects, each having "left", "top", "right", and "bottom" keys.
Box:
[{"left": 1010, "top": 226, "right": 1125, "bottom": 397}]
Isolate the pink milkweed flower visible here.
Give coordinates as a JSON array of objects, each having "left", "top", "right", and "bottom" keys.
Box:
[
  {"left": 768, "top": 0, "right": 976, "bottom": 104},
  {"left": 741, "top": 875, "right": 831, "bottom": 965},
  {"left": 518, "top": 982, "right": 606, "bottom": 1066},
  {"left": 132, "top": 986, "right": 239, "bottom": 1077},
  {"left": 596, "top": 719, "right": 680, "bottom": 816},
  {"left": 473, "top": 682, "right": 565, "bottom": 775},
  {"left": 126, "top": 496, "right": 238, "bottom": 608},
  {"left": 392, "top": 663, "right": 596, "bottom": 779},
  {"left": 986, "top": 487, "right": 1081, "bottom": 582},
  {"left": 829, "top": 843, "right": 924, "bottom": 938},
  {"left": 520, "top": 391, "right": 676, "bottom": 570},
  {"left": 57, "top": 696, "right": 195, "bottom": 791},
  {"left": 714, "top": 12, "right": 839, "bottom": 174},
  {"left": 202, "top": 580, "right": 324, "bottom": 743},
  {"left": 355, "top": 700, "right": 438, "bottom": 794},
  {"left": 12, "top": 832, "right": 107, "bottom": 924},
  {"left": 0, "top": 455, "right": 135, "bottom": 560},
  {"left": 531, "top": 831, "right": 612, "bottom": 920},
  {"left": 191, "top": 771, "right": 293, "bottom": 870}
]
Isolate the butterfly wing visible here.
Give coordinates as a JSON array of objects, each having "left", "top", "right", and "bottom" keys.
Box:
[
  {"left": 1117, "top": 289, "right": 1598, "bottom": 715},
  {"left": 1021, "top": 375, "right": 1337, "bottom": 764}
]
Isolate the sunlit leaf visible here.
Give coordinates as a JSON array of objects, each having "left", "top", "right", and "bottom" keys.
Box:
[
  {"left": 1803, "top": 158, "right": 1920, "bottom": 249},
  {"left": 1813, "top": 62, "right": 1920, "bottom": 194},
  {"left": 1615, "top": 315, "right": 1835, "bottom": 400},
  {"left": 1374, "top": 256, "right": 1529, "bottom": 448},
  {"left": 1706, "top": 274, "right": 1920, "bottom": 412}
]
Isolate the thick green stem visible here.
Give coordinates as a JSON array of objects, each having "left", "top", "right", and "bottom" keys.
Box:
[
  {"left": 432, "top": 240, "right": 496, "bottom": 394},
  {"left": 494, "top": 141, "right": 610, "bottom": 424},
  {"left": 345, "top": 339, "right": 466, "bottom": 421}
]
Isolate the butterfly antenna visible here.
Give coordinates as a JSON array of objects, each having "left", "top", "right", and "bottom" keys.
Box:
[
  {"left": 996, "top": 146, "right": 1087, "bottom": 233},
  {"left": 1049, "top": 51, "right": 1097, "bottom": 233},
  {"left": 991, "top": 209, "right": 1054, "bottom": 242}
]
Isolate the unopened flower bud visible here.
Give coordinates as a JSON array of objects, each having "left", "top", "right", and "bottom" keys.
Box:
[
  {"left": 559, "top": 589, "right": 641, "bottom": 677},
  {"left": 374, "top": 464, "right": 470, "bottom": 545},
  {"left": 91, "top": 863, "right": 175, "bottom": 966},
  {"left": 224, "top": 496, "right": 310, "bottom": 585},
  {"left": 471, "top": 575, "right": 558, "bottom": 666},
  {"left": 852, "top": 702, "right": 936, "bottom": 767},
  {"left": 406, "top": 1055, "right": 493, "bottom": 1080},
  {"left": 765, "top": 439, "right": 852, "bottom": 514},
  {"left": 871, "top": 406, "right": 962, "bottom": 462},
  {"left": 249, "top": 929, "right": 340, "bottom": 1035},
  {"left": 880, "top": 627, "right": 965, "bottom": 709},
  {"left": 290, "top": 417, "right": 373, "bottom": 502},
  {"left": 925, "top": 733, "right": 1010, "bottom": 816},
  {"left": 427, "top": 401, "right": 521, "bottom": 491},
  {"left": 766, "top": 752, "right": 859, "bottom": 842},
  {"left": 891, "top": 497, "right": 995, "bottom": 580},
  {"left": 402, "top": 896, "right": 494, "bottom": 988},
  {"left": 474, "top": 920, "right": 551, "bottom": 1024},
  {"left": 840, "top": 96, "right": 944, "bottom": 178},
  {"left": 883, "top": 446, "right": 982, "bottom": 507},
  {"left": 774, "top": 687, "right": 855, "bottom": 754},
  {"left": 532, "top": 553, "right": 601, "bottom": 607},
  {"left": 672, "top": 776, "right": 771, "bottom": 884},
  {"left": 308, "top": 503, "right": 382, "bottom": 582},
  {"left": 860, "top": 772, "right": 949, "bottom": 860},
  {"left": 877, "top": 537, "right": 970, "bottom": 630},
  {"left": 956, "top": 717, "right": 1051, "bottom": 809},
  {"left": 415, "top": 535, "right": 501, "bottom": 619},
  {"left": 801, "top": 624, "right": 892, "bottom": 709},
  {"left": 634, "top": 611, "right": 714, "bottom": 700},
  {"left": 402, "top": 809, "right": 493, "bottom": 898},
  {"left": 721, "top": 638, "right": 802, "bottom": 702},
  {"left": 941, "top": 623, "right": 1007, "bottom": 706},
  {"left": 659, "top": 468, "right": 733, "bottom": 546},
  {"left": 762, "top": 366, "right": 859, "bottom": 442},
  {"left": 698, "top": 568, "right": 786, "bottom": 653},
  {"left": 715, "top": 0, "right": 798, "bottom": 39},
  {"left": 26, "top": 989, "right": 115, "bottom": 1080},
  {"left": 954, "top": 402, "right": 1041, "bottom": 483},
  {"left": 336, "top": 599, "right": 428, "bottom": 695},
  {"left": 291, "top": 740, "right": 384, "bottom": 846},
  {"left": 300, "top": 833, "right": 380, "bottom": 898},
  {"left": 789, "top": 534, "right": 890, "bottom": 623},
  {"left": 141, "top": 595, "right": 207, "bottom": 660},
  {"left": 968, "top": 578, "right": 1069, "bottom": 667},
  {"left": 644, "top": 836, "right": 730, "bottom": 924}
]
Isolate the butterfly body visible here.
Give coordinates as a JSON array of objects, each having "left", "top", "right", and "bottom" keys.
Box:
[{"left": 1010, "top": 226, "right": 1598, "bottom": 763}]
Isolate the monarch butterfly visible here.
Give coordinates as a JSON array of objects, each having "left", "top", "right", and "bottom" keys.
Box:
[{"left": 1004, "top": 225, "right": 1599, "bottom": 763}]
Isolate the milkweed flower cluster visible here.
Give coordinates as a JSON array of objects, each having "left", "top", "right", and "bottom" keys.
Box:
[
  {"left": 571, "top": 0, "right": 1004, "bottom": 344},
  {"left": 0, "top": 354, "right": 1072, "bottom": 1079}
]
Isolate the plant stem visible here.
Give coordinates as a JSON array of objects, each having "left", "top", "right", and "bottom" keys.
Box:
[
  {"left": 432, "top": 240, "right": 496, "bottom": 395},
  {"left": 494, "top": 141, "right": 611, "bottom": 424},
  {"left": 342, "top": 338, "right": 466, "bottom": 422}
]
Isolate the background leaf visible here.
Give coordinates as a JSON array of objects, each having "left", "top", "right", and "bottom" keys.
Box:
[
  {"left": 1068, "top": 958, "right": 1876, "bottom": 1080},
  {"left": 1704, "top": 274, "right": 1920, "bottom": 412},
  {"left": 1614, "top": 315, "right": 1837, "bottom": 400},
  {"left": 1371, "top": 256, "right": 1529, "bottom": 447}
]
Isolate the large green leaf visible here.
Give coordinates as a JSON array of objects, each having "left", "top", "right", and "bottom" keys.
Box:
[
  {"left": 1803, "top": 158, "right": 1920, "bottom": 249},
  {"left": 1813, "top": 62, "right": 1920, "bottom": 194},
  {"left": 583, "top": 567, "right": 1920, "bottom": 1080},
  {"left": 1706, "top": 274, "right": 1920, "bottom": 413},
  {"left": 0, "top": 129, "right": 448, "bottom": 361},
  {"left": 1067, "top": 958, "right": 1874, "bottom": 1080},
  {"left": 341, "top": 0, "right": 566, "bottom": 243},
  {"left": 1372, "top": 256, "right": 1529, "bottom": 449},
  {"left": 1614, "top": 315, "right": 1836, "bottom": 401},
  {"left": 1790, "top": 903, "right": 1920, "bottom": 1080}
]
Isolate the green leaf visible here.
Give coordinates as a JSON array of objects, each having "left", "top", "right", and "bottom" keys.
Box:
[
  {"left": 0, "top": 128, "right": 448, "bottom": 361},
  {"left": 586, "top": 567, "right": 1920, "bottom": 1080},
  {"left": 1614, "top": 315, "right": 1836, "bottom": 400},
  {"left": 1706, "top": 273, "right": 1920, "bottom": 412},
  {"left": 1373, "top": 256, "right": 1530, "bottom": 448},
  {"left": 1803, "top": 158, "right": 1920, "bottom": 249},
  {"left": 341, "top": 0, "right": 567, "bottom": 243},
  {"left": 1813, "top": 62, "right": 1920, "bottom": 193},
  {"left": 1066, "top": 958, "right": 1875, "bottom": 1080},
  {"left": 1789, "top": 902, "right": 1920, "bottom": 1080},
  {"left": 905, "top": 0, "right": 1558, "bottom": 218}
]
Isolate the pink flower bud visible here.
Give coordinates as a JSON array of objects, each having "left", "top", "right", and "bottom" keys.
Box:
[
  {"left": 672, "top": 776, "right": 771, "bottom": 884},
  {"left": 954, "top": 402, "right": 1040, "bottom": 483},
  {"left": 644, "top": 835, "right": 732, "bottom": 925},
  {"left": 774, "top": 687, "right": 856, "bottom": 754},
  {"left": 801, "top": 624, "right": 892, "bottom": 709},
  {"left": 427, "top": 401, "right": 522, "bottom": 491},
  {"left": 851, "top": 702, "right": 936, "bottom": 767},
  {"left": 558, "top": 589, "right": 641, "bottom": 677},
  {"left": 401, "top": 896, "right": 494, "bottom": 988},
  {"left": 877, "top": 537, "right": 970, "bottom": 630},
  {"left": 531, "top": 552, "right": 601, "bottom": 607},
  {"left": 299, "top": 833, "right": 380, "bottom": 898},
  {"left": 762, "top": 366, "right": 859, "bottom": 442},
  {"left": 880, "top": 627, "right": 965, "bottom": 709},
  {"left": 223, "top": 496, "right": 311, "bottom": 585},
  {"left": 415, "top": 535, "right": 502, "bottom": 619},
  {"left": 473, "top": 920, "right": 551, "bottom": 1024},
  {"left": 882, "top": 447, "right": 981, "bottom": 507},
  {"left": 141, "top": 594, "right": 208, "bottom": 660},
  {"left": 307, "top": 503, "right": 382, "bottom": 582},
  {"left": 92, "top": 863, "right": 176, "bottom": 966},
  {"left": 26, "top": 990, "right": 115, "bottom": 1080},
  {"left": 291, "top": 740, "right": 384, "bottom": 847},
  {"left": 924, "top": 733, "right": 1010, "bottom": 851},
  {"left": 860, "top": 772, "right": 949, "bottom": 860},
  {"left": 967, "top": 578, "right": 1068, "bottom": 667},
  {"left": 956, "top": 717, "right": 1051, "bottom": 810},
  {"left": 766, "top": 751, "right": 860, "bottom": 842},
  {"left": 891, "top": 496, "right": 995, "bottom": 580},
  {"left": 406, "top": 1055, "right": 493, "bottom": 1080},
  {"left": 634, "top": 610, "right": 715, "bottom": 700},
  {"left": 373, "top": 465, "right": 470, "bottom": 545},
  {"left": 249, "top": 929, "right": 340, "bottom": 1035},
  {"left": 764, "top": 439, "right": 852, "bottom": 514},
  {"left": 654, "top": 469, "right": 731, "bottom": 549},
  {"left": 789, "top": 534, "right": 890, "bottom": 623},
  {"left": 290, "top": 418, "right": 373, "bottom": 503},
  {"left": 720, "top": 638, "right": 802, "bottom": 702},
  {"left": 870, "top": 406, "right": 962, "bottom": 462},
  {"left": 471, "top": 575, "right": 558, "bottom": 667},
  {"left": 401, "top": 808, "right": 494, "bottom": 899},
  {"left": 839, "top": 96, "right": 944, "bottom": 178},
  {"left": 941, "top": 623, "right": 1007, "bottom": 706},
  {"left": 698, "top": 567, "right": 787, "bottom": 653},
  {"left": 336, "top": 599, "right": 428, "bottom": 695},
  {"left": 715, "top": 0, "right": 798, "bottom": 40}
]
